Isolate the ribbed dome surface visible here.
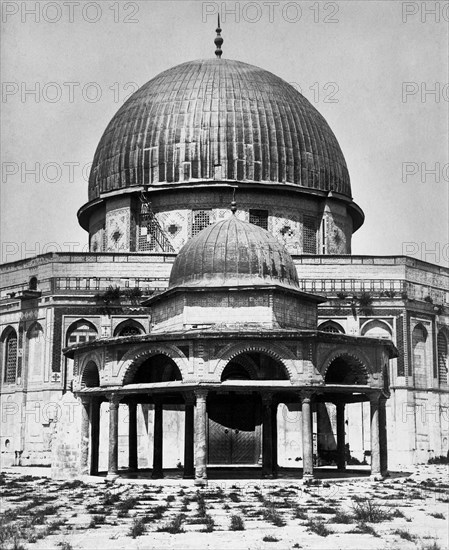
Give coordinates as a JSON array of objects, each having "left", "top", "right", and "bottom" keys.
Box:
[
  {"left": 168, "top": 215, "right": 300, "bottom": 290},
  {"left": 89, "top": 59, "right": 351, "bottom": 201}
]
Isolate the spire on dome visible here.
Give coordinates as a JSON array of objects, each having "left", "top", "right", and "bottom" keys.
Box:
[
  {"left": 231, "top": 187, "right": 237, "bottom": 214},
  {"left": 214, "top": 14, "right": 223, "bottom": 58}
]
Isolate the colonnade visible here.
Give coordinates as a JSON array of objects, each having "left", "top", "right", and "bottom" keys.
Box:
[{"left": 79, "top": 389, "right": 388, "bottom": 483}]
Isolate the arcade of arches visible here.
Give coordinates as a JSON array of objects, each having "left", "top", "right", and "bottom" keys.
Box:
[{"left": 67, "top": 342, "right": 394, "bottom": 484}]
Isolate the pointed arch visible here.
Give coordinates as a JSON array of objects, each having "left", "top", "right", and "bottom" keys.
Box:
[
  {"left": 1, "top": 326, "right": 18, "bottom": 384},
  {"left": 322, "top": 351, "right": 370, "bottom": 385},
  {"left": 26, "top": 322, "right": 45, "bottom": 381},
  {"left": 214, "top": 343, "right": 296, "bottom": 382},
  {"left": 318, "top": 320, "right": 345, "bottom": 334},
  {"left": 81, "top": 360, "right": 100, "bottom": 388},
  {"left": 361, "top": 319, "right": 392, "bottom": 339},
  {"left": 117, "top": 344, "right": 189, "bottom": 385},
  {"left": 113, "top": 320, "right": 145, "bottom": 337}
]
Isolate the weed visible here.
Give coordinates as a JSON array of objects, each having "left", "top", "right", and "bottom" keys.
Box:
[
  {"left": 316, "top": 505, "right": 335, "bottom": 514},
  {"left": 430, "top": 512, "right": 445, "bottom": 519},
  {"left": 393, "top": 529, "right": 416, "bottom": 541},
  {"left": 89, "top": 515, "right": 106, "bottom": 527},
  {"left": 230, "top": 515, "right": 245, "bottom": 531},
  {"left": 229, "top": 492, "right": 240, "bottom": 503},
  {"left": 263, "top": 535, "right": 279, "bottom": 542},
  {"left": 149, "top": 505, "right": 168, "bottom": 520},
  {"left": 202, "top": 514, "right": 215, "bottom": 533},
  {"left": 166, "top": 495, "right": 175, "bottom": 503},
  {"left": 128, "top": 517, "right": 145, "bottom": 538},
  {"left": 293, "top": 507, "right": 308, "bottom": 520},
  {"left": 57, "top": 541, "right": 74, "bottom": 550},
  {"left": 392, "top": 508, "right": 406, "bottom": 518},
  {"left": 262, "top": 506, "right": 286, "bottom": 527},
  {"left": 103, "top": 491, "right": 120, "bottom": 506},
  {"left": 157, "top": 514, "right": 184, "bottom": 534},
  {"left": 352, "top": 500, "right": 390, "bottom": 523},
  {"left": 306, "top": 518, "right": 331, "bottom": 537},
  {"left": 350, "top": 522, "right": 379, "bottom": 537},
  {"left": 116, "top": 497, "right": 138, "bottom": 514},
  {"left": 332, "top": 510, "right": 353, "bottom": 524}
]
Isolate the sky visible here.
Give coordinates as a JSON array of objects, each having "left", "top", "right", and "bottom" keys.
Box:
[{"left": 1, "top": 0, "right": 448, "bottom": 266}]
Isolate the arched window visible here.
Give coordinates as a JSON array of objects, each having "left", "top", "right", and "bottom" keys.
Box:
[
  {"left": 361, "top": 320, "right": 392, "bottom": 339},
  {"left": 113, "top": 320, "right": 145, "bottom": 337},
  {"left": 325, "top": 354, "right": 368, "bottom": 385},
  {"left": 81, "top": 361, "right": 100, "bottom": 388},
  {"left": 318, "top": 321, "right": 345, "bottom": 334},
  {"left": 437, "top": 331, "right": 448, "bottom": 386},
  {"left": 64, "top": 320, "right": 98, "bottom": 391},
  {"left": 412, "top": 323, "right": 428, "bottom": 388},
  {"left": 124, "top": 354, "right": 182, "bottom": 384},
  {"left": 66, "top": 320, "right": 98, "bottom": 346},
  {"left": 2, "top": 328, "right": 18, "bottom": 383},
  {"left": 27, "top": 323, "right": 44, "bottom": 381}
]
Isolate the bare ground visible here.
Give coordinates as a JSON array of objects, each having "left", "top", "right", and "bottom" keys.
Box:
[{"left": 0, "top": 465, "right": 448, "bottom": 550}]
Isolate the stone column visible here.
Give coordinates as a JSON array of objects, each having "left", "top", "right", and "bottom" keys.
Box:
[
  {"left": 80, "top": 397, "right": 90, "bottom": 475},
  {"left": 194, "top": 389, "right": 208, "bottom": 486},
  {"left": 336, "top": 402, "right": 346, "bottom": 472},
  {"left": 90, "top": 398, "right": 101, "bottom": 476},
  {"left": 301, "top": 392, "right": 314, "bottom": 480},
  {"left": 128, "top": 401, "right": 138, "bottom": 472},
  {"left": 107, "top": 394, "right": 121, "bottom": 480},
  {"left": 369, "top": 393, "right": 382, "bottom": 480},
  {"left": 183, "top": 393, "right": 195, "bottom": 479},
  {"left": 262, "top": 393, "right": 274, "bottom": 478},
  {"left": 379, "top": 397, "right": 388, "bottom": 477},
  {"left": 151, "top": 398, "right": 164, "bottom": 479},
  {"left": 271, "top": 400, "right": 278, "bottom": 477}
]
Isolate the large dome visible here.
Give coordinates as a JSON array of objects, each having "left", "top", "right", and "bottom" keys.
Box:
[
  {"left": 168, "top": 213, "right": 300, "bottom": 290},
  {"left": 88, "top": 58, "right": 351, "bottom": 201}
]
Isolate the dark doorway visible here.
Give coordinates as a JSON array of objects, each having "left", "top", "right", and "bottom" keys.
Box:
[{"left": 208, "top": 394, "right": 262, "bottom": 465}]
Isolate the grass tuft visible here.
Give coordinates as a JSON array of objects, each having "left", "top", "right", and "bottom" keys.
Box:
[
  {"left": 230, "top": 515, "right": 245, "bottom": 531},
  {"left": 128, "top": 517, "right": 145, "bottom": 538}
]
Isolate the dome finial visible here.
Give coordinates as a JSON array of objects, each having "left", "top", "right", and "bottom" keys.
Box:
[
  {"left": 231, "top": 187, "right": 237, "bottom": 214},
  {"left": 214, "top": 14, "right": 223, "bottom": 58}
]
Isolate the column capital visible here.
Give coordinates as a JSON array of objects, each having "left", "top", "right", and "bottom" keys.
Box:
[
  {"left": 261, "top": 392, "right": 273, "bottom": 406},
  {"left": 183, "top": 392, "right": 196, "bottom": 406},
  {"left": 194, "top": 388, "right": 208, "bottom": 401},
  {"left": 300, "top": 390, "right": 315, "bottom": 403},
  {"left": 368, "top": 391, "right": 381, "bottom": 404},
  {"left": 106, "top": 393, "right": 122, "bottom": 407}
]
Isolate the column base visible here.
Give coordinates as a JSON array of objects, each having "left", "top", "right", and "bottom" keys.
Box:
[
  {"left": 106, "top": 472, "right": 119, "bottom": 482},
  {"left": 151, "top": 470, "right": 164, "bottom": 479},
  {"left": 302, "top": 473, "right": 314, "bottom": 483},
  {"left": 194, "top": 478, "right": 208, "bottom": 487},
  {"left": 370, "top": 473, "right": 385, "bottom": 481},
  {"left": 262, "top": 472, "right": 277, "bottom": 479},
  {"left": 337, "top": 465, "right": 346, "bottom": 472},
  {"left": 183, "top": 473, "right": 195, "bottom": 479},
  {"left": 128, "top": 467, "right": 138, "bottom": 473}
]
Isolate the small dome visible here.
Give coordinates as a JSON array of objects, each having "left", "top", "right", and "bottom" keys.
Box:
[{"left": 168, "top": 215, "right": 300, "bottom": 290}]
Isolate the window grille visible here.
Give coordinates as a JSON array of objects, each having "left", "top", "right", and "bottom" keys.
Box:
[
  {"left": 303, "top": 216, "right": 317, "bottom": 254},
  {"left": 249, "top": 209, "right": 268, "bottom": 230},
  {"left": 192, "top": 210, "right": 211, "bottom": 237},
  {"left": 4, "top": 333, "right": 17, "bottom": 383},
  {"left": 437, "top": 332, "right": 448, "bottom": 385},
  {"left": 118, "top": 325, "right": 141, "bottom": 337}
]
